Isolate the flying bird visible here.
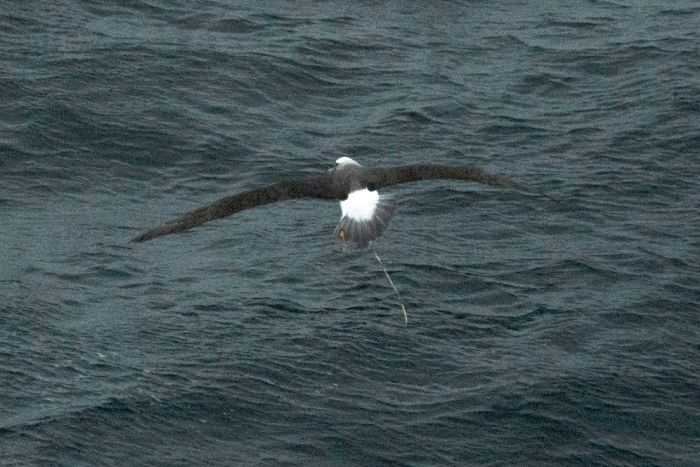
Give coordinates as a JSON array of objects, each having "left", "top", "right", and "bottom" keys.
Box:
[{"left": 131, "top": 157, "right": 513, "bottom": 247}]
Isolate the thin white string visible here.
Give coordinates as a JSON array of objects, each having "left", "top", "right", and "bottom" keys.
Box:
[{"left": 371, "top": 246, "right": 408, "bottom": 325}]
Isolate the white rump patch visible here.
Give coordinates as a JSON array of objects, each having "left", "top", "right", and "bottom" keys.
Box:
[
  {"left": 340, "top": 188, "right": 379, "bottom": 221},
  {"left": 335, "top": 189, "right": 396, "bottom": 248}
]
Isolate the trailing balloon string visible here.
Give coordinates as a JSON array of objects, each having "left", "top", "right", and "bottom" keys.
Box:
[{"left": 371, "top": 247, "right": 408, "bottom": 325}]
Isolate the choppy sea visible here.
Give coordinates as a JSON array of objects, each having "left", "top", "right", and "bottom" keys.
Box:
[{"left": 1, "top": 1, "right": 699, "bottom": 465}]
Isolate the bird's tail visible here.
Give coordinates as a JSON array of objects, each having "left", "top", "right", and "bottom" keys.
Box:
[{"left": 335, "top": 194, "right": 396, "bottom": 249}]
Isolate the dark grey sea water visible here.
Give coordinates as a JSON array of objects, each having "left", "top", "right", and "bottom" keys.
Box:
[{"left": 2, "top": 1, "right": 699, "bottom": 465}]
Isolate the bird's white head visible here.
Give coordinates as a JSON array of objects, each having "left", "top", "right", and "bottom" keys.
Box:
[{"left": 334, "top": 156, "right": 360, "bottom": 168}]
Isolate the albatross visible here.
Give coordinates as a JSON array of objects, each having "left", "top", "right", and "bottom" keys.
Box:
[{"left": 131, "top": 157, "right": 513, "bottom": 247}]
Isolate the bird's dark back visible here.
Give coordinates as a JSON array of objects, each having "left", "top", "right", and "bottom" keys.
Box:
[{"left": 331, "top": 164, "right": 364, "bottom": 199}]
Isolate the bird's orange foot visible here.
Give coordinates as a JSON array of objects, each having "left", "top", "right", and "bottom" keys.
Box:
[{"left": 338, "top": 228, "right": 347, "bottom": 250}]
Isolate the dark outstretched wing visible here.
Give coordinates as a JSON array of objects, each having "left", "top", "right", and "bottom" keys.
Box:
[
  {"left": 361, "top": 164, "right": 513, "bottom": 191},
  {"left": 131, "top": 175, "right": 334, "bottom": 242}
]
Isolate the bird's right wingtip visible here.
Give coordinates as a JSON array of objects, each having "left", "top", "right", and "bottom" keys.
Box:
[{"left": 492, "top": 174, "right": 515, "bottom": 189}]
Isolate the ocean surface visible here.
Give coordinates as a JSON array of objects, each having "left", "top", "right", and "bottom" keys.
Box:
[{"left": 1, "top": 1, "right": 699, "bottom": 465}]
